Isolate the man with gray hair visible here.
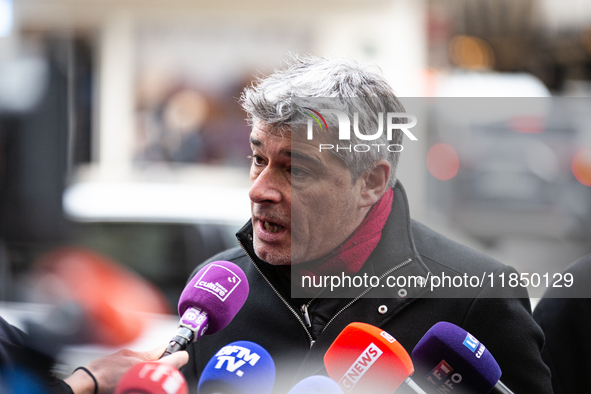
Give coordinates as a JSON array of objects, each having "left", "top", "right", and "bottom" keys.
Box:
[{"left": 182, "top": 55, "right": 552, "bottom": 393}]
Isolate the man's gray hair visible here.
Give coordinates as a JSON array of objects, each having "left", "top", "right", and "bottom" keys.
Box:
[{"left": 240, "top": 54, "right": 406, "bottom": 188}]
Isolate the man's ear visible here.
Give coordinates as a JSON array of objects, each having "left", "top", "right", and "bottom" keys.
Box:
[{"left": 358, "top": 159, "right": 391, "bottom": 208}]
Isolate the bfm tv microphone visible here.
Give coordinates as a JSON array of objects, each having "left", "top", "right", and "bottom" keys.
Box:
[
  {"left": 197, "top": 341, "right": 275, "bottom": 394},
  {"left": 324, "top": 322, "right": 426, "bottom": 394},
  {"left": 163, "top": 261, "right": 249, "bottom": 357},
  {"left": 411, "top": 321, "right": 514, "bottom": 394},
  {"left": 287, "top": 376, "right": 344, "bottom": 394},
  {"left": 114, "top": 362, "right": 188, "bottom": 394}
]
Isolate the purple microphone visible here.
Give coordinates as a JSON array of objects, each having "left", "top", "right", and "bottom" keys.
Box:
[
  {"left": 162, "top": 261, "right": 249, "bottom": 357},
  {"left": 411, "top": 322, "right": 507, "bottom": 394}
]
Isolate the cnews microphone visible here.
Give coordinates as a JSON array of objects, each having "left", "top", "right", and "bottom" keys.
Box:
[
  {"left": 324, "top": 322, "right": 426, "bottom": 394},
  {"left": 163, "top": 261, "right": 249, "bottom": 357},
  {"left": 114, "top": 362, "right": 188, "bottom": 394},
  {"left": 197, "top": 341, "right": 275, "bottom": 394},
  {"left": 411, "top": 321, "right": 514, "bottom": 394},
  {"left": 287, "top": 376, "right": 344, "bottom": 394}
]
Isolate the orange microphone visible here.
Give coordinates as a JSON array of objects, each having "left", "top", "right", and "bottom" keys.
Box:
[{"left": 324, "top": 322, "right": 426, "bottom": 394}]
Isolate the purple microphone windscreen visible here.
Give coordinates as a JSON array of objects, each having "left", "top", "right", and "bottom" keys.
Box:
[
  {"left": 288, "top": 376, "right": 344, "bottom": 394},
  {"left": 178, "top": 261, "right": 249, "bottom": 334},
  {"left": 411, "top": 322, "right": 501, "bottom": 394}
]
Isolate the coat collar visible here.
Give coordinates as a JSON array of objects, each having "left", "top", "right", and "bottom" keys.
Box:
[{"left": 236, "top": 181, "right": 432, "bottom": 300}]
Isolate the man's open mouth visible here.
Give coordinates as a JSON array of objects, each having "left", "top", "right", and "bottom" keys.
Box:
[{"left": 263, "top": 221, "right": 284, "bottom": 233}]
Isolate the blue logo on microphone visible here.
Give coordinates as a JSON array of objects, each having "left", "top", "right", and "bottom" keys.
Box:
[{"left": 462, "top": 333, "right": 479, "bottom": 352}]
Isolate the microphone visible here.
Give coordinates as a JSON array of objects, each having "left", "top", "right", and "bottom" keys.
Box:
[
  {"left": 114, "top": 362, "right": 188, "bottom": 394},
  {"left": 197, "top": 340, "right": 275, "bottom": 394},
  {"left": 324, "top": 322, "right": 426, "bottom": 394},
  {"left": 411, "top": 321, "right": 513, "bottom": 394},
  {"left": 0, "top": 366, "right": 48, "bottom": 394},
  {"left": 163, "top": 261, "right": 249, "bottom": 357},
  {"left": 287, "top": 376, "right": 344, "bottom": 394}
]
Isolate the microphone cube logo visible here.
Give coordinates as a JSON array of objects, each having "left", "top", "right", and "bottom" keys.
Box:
[
  {"left": 339, "top": 343, "right": 383, "bottom": 392},
  {"left": 462, "top": 333, "right": 479, "bottom": 352},
  {"left": 379, "top": 330, "right": 396, "bottom": 343},
  {"left": 462, "top": 332, "right": 487, "bottom": 359},
  {"left": 462, "top": 332, "right": 486, "bottom": 358},
  {"left": 180, "top": 306, "right": 208, "bottom": 331},
  {"left": 213, "top": 345, "right": 261, "bottom": 377},
  {"left": 195, "top": 263, "right": 242, "bottom": 302}
]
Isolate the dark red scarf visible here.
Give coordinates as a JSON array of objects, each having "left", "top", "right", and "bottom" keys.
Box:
[{"left": 295, "top": 188, "right": 393, "bottom": 277}]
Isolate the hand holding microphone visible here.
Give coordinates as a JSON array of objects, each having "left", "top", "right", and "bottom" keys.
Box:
[
  {"left": 163, "top": 261, "right": 249, "bottom": 357},
  {"left": 69, "top": 260, "right": 247, "bottom": 393},
  {"left": 324, "top": 322, "right": 426, "bottom": 394},
  {"left": 65, "top": 346, "right": 188, "bottom": 394}
]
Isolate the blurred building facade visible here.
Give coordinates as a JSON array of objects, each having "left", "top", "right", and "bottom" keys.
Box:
[
  {"left": 1, "top": 0, "right": 591, "bottom": 305},
  {"left": 428, "top": 0, "right": 591, "bottom": 92}
]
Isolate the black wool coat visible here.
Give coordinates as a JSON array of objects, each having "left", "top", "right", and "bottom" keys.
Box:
[
  {"left": 534, "top": 253, "right": 591, "bottom": 394},
  {"left": 182, "top": 182, "right": 552, "bottom": 394}
]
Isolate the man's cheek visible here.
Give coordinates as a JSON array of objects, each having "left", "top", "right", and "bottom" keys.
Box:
[
  {"left": 290, "top": 225, "right": 305, "bottom": 249},
  {"left": 290, "top": 210, "right": 308, "bottom": 246}
]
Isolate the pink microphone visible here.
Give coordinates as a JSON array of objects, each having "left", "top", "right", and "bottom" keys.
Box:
[
  {"left": 114, "top": 362, "right": 188, "bottom": 394},
  {"left": 162, "top": 261, "right": 249, "bottom": 357}
]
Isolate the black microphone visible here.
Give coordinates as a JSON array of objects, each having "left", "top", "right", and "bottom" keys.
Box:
[{"left": 491, "top": 380, "right": 514, "bottom": 394}]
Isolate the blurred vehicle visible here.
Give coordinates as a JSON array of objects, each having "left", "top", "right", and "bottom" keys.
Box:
[
  {"left": 62, "top": 178, "right": 251, "bottom": 307},
  {"left": 429, "top": 72, "right": 591, "bottom": 245}
]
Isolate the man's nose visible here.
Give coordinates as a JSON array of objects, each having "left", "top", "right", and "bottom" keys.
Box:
[{"left": 249, "top": 167, "right": 284, "bottom": 204}]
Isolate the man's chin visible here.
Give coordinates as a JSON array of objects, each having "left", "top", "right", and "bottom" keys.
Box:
[{"left": 252, "top": 241, "right": 291, "bottom": 266}]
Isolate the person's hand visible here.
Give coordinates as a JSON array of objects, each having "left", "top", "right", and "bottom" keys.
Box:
[{"left": 64, "top": 345, "right": 188, "bottom": 394}]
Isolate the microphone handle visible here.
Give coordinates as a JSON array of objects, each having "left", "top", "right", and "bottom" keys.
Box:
[
  {"left": 162, "top": 307, "right": 210, "bottom": 358},
  {"left": 489, "top": 380, "right": 515, "bottom": 394},
  {"left": 404, "top": 377, "right": 428, "bottom": 394},
  {"left": 161, "top": 327, "right": 194, "bottom": 358}
]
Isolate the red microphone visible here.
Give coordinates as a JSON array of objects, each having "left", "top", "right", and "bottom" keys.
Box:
[
  {"left": 114, "top": 362, "right": 188, "bottom": 394},
  {"left": 324, "top": 322, "right": 426, "bottom": 394}
]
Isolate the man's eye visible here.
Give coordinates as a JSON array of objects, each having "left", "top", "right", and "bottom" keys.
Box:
[
  {"left": 248, "top": 155, "right": 264, "bottom": 166},
  {"left": 291, "top": 167, "right": 309, "bottom": 179}
]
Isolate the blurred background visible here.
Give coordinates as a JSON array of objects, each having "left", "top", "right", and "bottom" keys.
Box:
[{"left": 1, "top": 0, "right": 591, "bottom": 375}]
